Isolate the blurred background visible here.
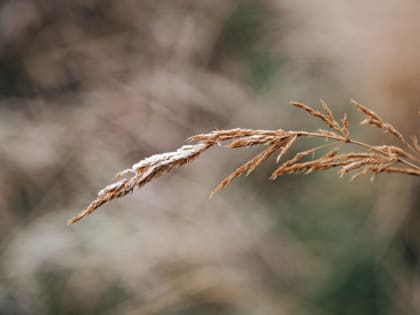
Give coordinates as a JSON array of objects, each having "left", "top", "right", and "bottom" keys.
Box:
[{"left": 0, "top": 1, "right": 419, "bottom": 314}]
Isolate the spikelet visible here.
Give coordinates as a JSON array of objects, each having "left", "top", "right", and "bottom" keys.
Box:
[
  {"left": 210, "top": 140, "right": 285, "bottom": 197},
  {"left": 351, "top": 99, "right": 405, "bottom": 143},
  {"left": 411, "top": 136, "right": 420, "bottom": 154},
  {"left": 341, "top": 113, "right": 350, "bottom": 137}
]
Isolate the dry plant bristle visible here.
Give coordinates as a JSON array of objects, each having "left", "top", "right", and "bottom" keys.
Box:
[
  {"left": 290, "top": 101, "right": 333, "bottom": 129},
  {"left": 411, "top": 136, "right": 420, "bottom": 153},
  {"left": 69, "top": 100, "right": 420, "bottom": 224},
  {"left": 341, "top": 113, "right": 350, "bottom": 137},
  {"left": 350, "top": 99, "right": 406, "bottom": 143},
  {"left": 320, "top": 98, "right": 341, "bottom": 132}
]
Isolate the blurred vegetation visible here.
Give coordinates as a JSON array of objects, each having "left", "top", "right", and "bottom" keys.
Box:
[{"left": 0, "top": 1, "right": 419, "bottom": 315}]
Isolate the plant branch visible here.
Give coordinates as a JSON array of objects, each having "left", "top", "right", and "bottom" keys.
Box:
[{"left": 69, "top": 100, "right": 420, "bottom": 225}]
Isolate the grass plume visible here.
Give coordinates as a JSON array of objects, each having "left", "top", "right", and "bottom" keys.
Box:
[{"left": 69, "top": 100, "right": 420, "bottom": 224}]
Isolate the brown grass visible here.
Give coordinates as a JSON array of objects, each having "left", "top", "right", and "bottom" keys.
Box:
[{"left": 69, "top": 100, "right": 420, "bottom": 224}]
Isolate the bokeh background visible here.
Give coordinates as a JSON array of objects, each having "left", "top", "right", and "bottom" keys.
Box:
[{"left": 0, "top": 1, "right": 419, "bottom": 314}]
